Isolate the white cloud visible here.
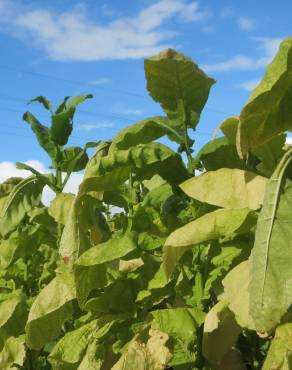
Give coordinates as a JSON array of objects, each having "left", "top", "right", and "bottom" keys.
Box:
[
  {"left": 114, "top": 107, "right": 143, "bottom": 116},
  {"left": 237, "top": 79, "right": 260, "bottom": 91},
  {"left": 0, "top": 160, "right": 84, "bottom": 205},
  {"left": 78, "top": 122, "right": 115, "bottom": 131},
  {"left": 203, "top": 37, "right": 282, "bottom": 73},
  {"left": 90, "top": 78, "right": 112, "bottom": 86},
  {"left": 286, "top": 137, "right": 292, "bottom": 145},
  {"left": 0, "top": 0, "right": 208, "bottom": 61},
  {"left": 238, "top": 17, "right": 256, "bottom": 31}
]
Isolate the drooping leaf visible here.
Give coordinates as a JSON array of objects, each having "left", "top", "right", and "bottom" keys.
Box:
[
  {"left": 109, "top": 117, "right": 168, "bottom": 151},
  {"left": 50, "top": 107, "right": 75, "bottom": 146},
  {"left": 60, "top": 146, "right": 89, "bottom": 172},
  {"left": 145, "top": 49, "right": 215, "bottom": 133},
  {"left": 0, "top": 177, "right": 23, "bottom": 197},
  {"left": 237, "top": 37, "right": 292, "bottom": 156},
  {"left": 49, "top": 320, "right": 97, "bottom": 370},
  {"left": 0, "top": 335, "right": 26, "bottom": 370},
  {"left": 203, "top": 300, "right": 241, "bottom": 366},
  {"left": 180, "top": 168, "right": 267, "bottom": 210},
  {"left": 250, "top": 149, "right": 292, "bottom": 333},
  {"left": 48, "top": 193, "right": 75, "bottom": 225},
  {"left": 262, "top": 323, "right": 292, "bottom": 370},
  {"left": 163, "top": 208, "right": 256, "bottom": 278},
  {"left": 223, "top": 261, "right": 255, "bottom": 330},
  {"left": 25, "top": 270, "right": 76, "bottom": 350},
  {"left": 0, "top": 176, "right": 45, "bottom": 237},
  {"left": 193, "top": 137, "right": 245, "bottom": 171},
  {"left": 28, "top": 95, "right": 53, "bottom": 112},
  {"left": 23, "top": 111, "right": 57, "bottom": 160},
  {"left": 74, "top": 233, "right": 137, "bottom": 306}
]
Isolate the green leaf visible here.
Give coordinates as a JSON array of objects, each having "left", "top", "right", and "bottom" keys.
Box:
[
  {"left": 220, "top": 116, "right": 239, "bottom": 144},
  {"left": 163, "top": 208, "right": 256, "bottom": 278},
  {"left": 250, "top": 149, "right": 292, "bottom": 333},
  {"left": 262, "top": 323, "right": 292, "bottom": 370},
  {"left": 25, "top": 271, "right": 76, "bottom": 350},
  {"left": 151, "top": 308, "right": 204, "bottom": 366},
  {"left": 48, "top": 193, "right": 75, "bottom": 225},
  {"left": 218, "top": 349, "right": 247, "bottom": 370},
  {"left": 59, "top": 194, "right": 104, "bottom": 263},
  {"left": 74, "top": 233, "right": 137, "bottom": 306},
  {"left": 59, "top": 146, "right": 89, "bottom": 172},
  {"left": 0, "top": 291, "right": 27, "bottom": 347},
  {"left": 110, "top": 117, "right": 168, "bottom": 151},
  {"left": 180, "top": 168, "right": 267, "bottom": 210},
  {"left": 55, "top": 96, "right": 70, "bottom": 113},
  {"left": 203, "top": 300, "right": 241, "bottom": 366},
  {"left": 28, "top": 96, "right": 53, "bottom": 112},
  {"left": 194, "top": 137, "right": 245, "bottom": 171},
  {"left": 222, "top": 261, "right": 255, "bottom": 330},
  {"left": 23, "top": 111, "right": 57, "bottom": 160},
  {"left": 81, "top": 143, "right": 189, "bottom": 194},
  {"left": 66, "top": 94, "right": 93, "bottom": 109},
  {"left": 49, "top": 320, "right": 97, "bottom": 370},
  {"left": 0, "top": 336, "right": 25, "bottom": 370},
  {"left": 0, "top": 178, "right": 23, "bottom": 197},
  {"left": 50, "top": 107, "right": 75, "bottom": 146},
  {"left": 0, "top": 176, "right": 45, "bottom": 237},
  {"left": 144, "top": 49, "right": 215, "bottom": 132},
  {"left": 237, "top": 37, "right": 292, "bottom": 156}
]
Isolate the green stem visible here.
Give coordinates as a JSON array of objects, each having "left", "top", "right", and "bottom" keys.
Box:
[{"left": 127, "top": 173, "right": 134, "bottom": 232}]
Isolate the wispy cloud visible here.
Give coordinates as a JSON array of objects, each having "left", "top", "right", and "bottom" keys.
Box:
[
  {"left": 78, "top": 122, "right": 115, "bottom": 131},
  {"left": 237, "top": 17, "right": 256, "bottom": 31},
  {"left": 203, "top": 37, "right": 282, "bottom": 73},
  {"left": 0, "top": 0, "right": 208, "bottom": 61},
  {"left": 90, "top": 77, "right": 112, "bottom": 86},
  {"left": 237, "top": 78, "right": 260, "bottom": 91},
  {"left": 114, "top": 107, "right": 143, "bottom": 116}
]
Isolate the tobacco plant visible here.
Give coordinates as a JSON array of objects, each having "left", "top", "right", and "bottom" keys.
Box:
[{"left": 0, "top": 37, "right": 292, "bottom": 369}]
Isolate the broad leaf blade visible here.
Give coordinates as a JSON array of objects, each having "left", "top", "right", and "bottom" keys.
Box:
[
  {"left": 180, "top": 168, "right": 267, "bottom": 210},
  {"left": 237, "top": 37, "right": 292, "bottom": 156},
  {"left": 145, "top": 49, "right": 215, "bottom": 131},
  {"left": 250, "top": 149, "right": 292, "bottom": 332}
]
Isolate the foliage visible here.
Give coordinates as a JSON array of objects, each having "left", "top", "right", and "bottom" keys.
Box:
[{"left": 1, "top": 38, "right": 292, "bottom": 369}]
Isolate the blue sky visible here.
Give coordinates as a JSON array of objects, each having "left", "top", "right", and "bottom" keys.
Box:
[{"left": 0, "top": 0, "right": 291, "bottom": 187}]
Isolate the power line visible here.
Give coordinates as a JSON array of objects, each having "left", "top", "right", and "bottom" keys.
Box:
[{"left": 0, "top": 65, "right": 237, "bottom": 117}]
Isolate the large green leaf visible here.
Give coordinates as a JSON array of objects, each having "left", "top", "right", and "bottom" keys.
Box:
[
  {"left": 23, "top": 111, "right": 57, "bottom": 160},
  {"left": 193, "top": 137, "right": 245, "bottom": 171},
  {"left": 262, "top": 323, "right": 292, "bottom": 370},
  {"left": 0, "top": 335, "right": 25, "bottom": 370},
  {"left": 49, "top": 320, "right": 97, "bottom": 370},
  {"left": 203, "top": 300, "right": 241, "bottom": 366},
  {"left": 29, "top": 95, "right": 53, "bottom": 112},
  {"left": 74, "top": 233, "right": 137, "bottom": 306},
  {"left": 50, "top": 107, "right": 75, "bottom": 146},
  {"left": 250, "top": 149, "right": 292, "bottom": 333},
  {"left": 25, "top": 270, "right": 76, "bottom": 350},
  {"left": 48, "top": 193, "right": 75, "bottom": 225},
  {"left": 0, "top": 177, "right": 22, "bottom": 197},
  {"left": 144, "top": 49, "right": 215, "bottom": 132},
  {"left": 109, "top": 117, "right": 168, "bottom": 151},
  {"left": 0, "top": 176, "right": 45, "bottom": 237},
  {"left": 163, "top": 208, "right": 255, "bottom": 278},
  {"left": 222, "top": 261, "right": 255, "bottom": 330},
  {"left": 237, "top": 37, "right": 292, "bottom": 156},
  {"left": 180, "top": 168, "right": 267, "bottom": 210},
  {"left": 59, "top": 193, "right": 103, "bottom": 263},
  {"left": 0, "top": 291, "right": 27, "bottom": 348},
  {"left": 80, "top": 143, "right": 189, "bottom": 195},
  {"left": 151, "top": 308, "right": 204, "bottom": 366}
]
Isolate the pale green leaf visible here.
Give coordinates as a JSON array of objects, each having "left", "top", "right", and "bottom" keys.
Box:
[
  {"left": 48, "top": 193, "right": 75, "bottom": 225},
  {"left": 180, "top": 168, "right": 267, "bottom": 210},
  {"left": 163, "top": 208, "right": 255, "bottom": 278},
  {"left": 25, "top": 271, "right": 76, "bottom": 350},
  {"left": 0, "top": 336, "right": 25, "bottom": 370}
]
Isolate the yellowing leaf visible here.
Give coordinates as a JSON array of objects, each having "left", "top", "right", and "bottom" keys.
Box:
[
  {"left": 180, "top": 168, "right": 267, "bottom": 210},
  {"left": 163, "top": 208, "right": 255, "bottom": 278}
]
